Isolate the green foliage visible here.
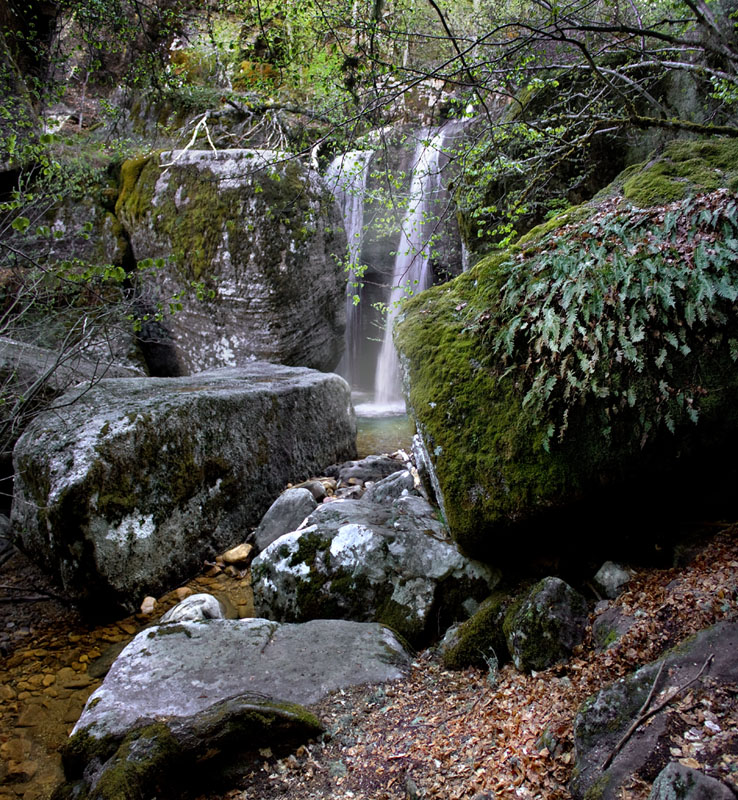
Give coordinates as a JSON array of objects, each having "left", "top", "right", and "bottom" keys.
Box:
[{"left": 480, "top": 189, "right": 738, "bottom": 450}]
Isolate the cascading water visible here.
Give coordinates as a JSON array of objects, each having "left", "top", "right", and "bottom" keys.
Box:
[
  {"left": 325, "top": 150, "right": 374, "bottom": 385},
  {"left": 373, "top": 123, "right": 459, "bottom": 409}
]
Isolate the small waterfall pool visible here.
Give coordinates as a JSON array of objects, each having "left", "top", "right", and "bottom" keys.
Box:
[{"left": 353, "top": 391, "right": 415, "bottom": 457}]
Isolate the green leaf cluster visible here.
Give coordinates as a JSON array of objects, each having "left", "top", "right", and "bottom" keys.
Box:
[{"left": 478, "top": 189, "right": 738, "bottom": 450}]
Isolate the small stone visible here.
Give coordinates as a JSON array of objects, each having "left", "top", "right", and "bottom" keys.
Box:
[
  {"left": 140, "top": 596, "right": 157, "bottom": 615},
  {"left": 16, "top": 703, "right": 47, "bottom": 727},
  {"left": 6, "top": 759, "right": 38, "bottom": 782},
  {"left": 0, "top": 684, "right": 16, "bottom": 701},
  {"left": 118, "top": 622, "right": 137, "bottom": 635},
  {"left": 57, "top": 667, "right": 92, "bottom": 689},
  {"left": 42, "top": 674, "right": 55, "bottom": 687},
  {"left": 0, "top": 738, "right": 31, "bottom": 763},
  {"left": 175, "top": 587, "right": 193, "bottom": 600},
  {"left": 222, "top": 543, "right": 253, "bottom": 565}
]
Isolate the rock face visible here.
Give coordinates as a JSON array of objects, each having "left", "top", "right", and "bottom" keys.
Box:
[
  {"left": 252, "top": 489, "right": 499, "bottom": 644},
  {"left": 394, "top": 139, "right": 738, "bottom": 559},
  {"left": 11, "top": 363, "right": 356, "bottom": 616},
  {"left": 571, "top": 620, "right": 738, "bottom": 800},
  {"left": 57, "top": 617, "right": 409, "bottom": 800},
  {"left": 115, "top": 149, "right": 347, "bottom": 374},
  {"left": 503, "top": 577, "right": 588, "bottom": 673}
]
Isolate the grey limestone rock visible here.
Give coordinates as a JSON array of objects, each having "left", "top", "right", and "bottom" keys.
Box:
[
  {"left": 594, "top": 561, "right": 632, "bottom": 599},
  {"left": 649, "top": 762, "right": 736, "bottom": 800},
  {"left": 11, "top": 363, "right": 356, "bottom": 616},
  {"left": 116, "top": 149, "right": 347, "bottom": 374},
  {"left": 252, "top": 495, "right": 499, "bottom": 645},
  {"left": 592, "top": 604, "right": 635, "bottom": 651},
  {"left": 72, "top": 617, "right": 409, "bottom": 742},
  {"left": 363, "top": 469, "right": 416, "bottom": 503},
  {"left": 503, "top": 577, "right": 588, "bottom": 673},
  {"left": 253, "top": 487, "right": 318, "bottom": 553},
  {"left": 60, "top": 616, "right": 405, "bottom": 799},
  {"left": 328, "top": 454, "right": 408, "bottom": 486},
  {"left": 159, "top": 593, "right": 228, "bottom": 623}
]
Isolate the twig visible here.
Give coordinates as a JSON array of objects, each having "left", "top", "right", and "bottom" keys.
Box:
[{"left": 602, "top": 654, "right": 714, "bottom": 770}]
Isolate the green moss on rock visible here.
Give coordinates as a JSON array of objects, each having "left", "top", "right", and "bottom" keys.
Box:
[
  {"left": 441, "top": 590, "right": 512, "bottom": 670},
  {"left": 622, "top": 138, "right": 738, "bottom": 206},
  {"left": 395, "top": 137, "right": 738, "bottom": 558}
]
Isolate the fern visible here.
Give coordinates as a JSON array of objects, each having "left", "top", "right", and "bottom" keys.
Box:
[{"left": 479, "top": 189, "right": 738, "bottom": 449}]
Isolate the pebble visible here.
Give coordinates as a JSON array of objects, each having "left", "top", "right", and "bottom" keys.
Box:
[
  {"left": 17, "top": 704, "right": 47, "bottom": 728},
  {"left": 140, "top": 596, "right": 157, "bottom": 615},
  {"left": 222, "top": 543, "right": 253, "bottom": 565},
  {"left": 118, "top": 622, "right": 137, "bottom": 635},
  {"left": 175, "top": 587, "right": 194, "bottom": 600}
]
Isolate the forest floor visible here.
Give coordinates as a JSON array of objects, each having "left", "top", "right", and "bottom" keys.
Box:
[{"left": 1, "top": 525, "right": 737, "bottom": 800}]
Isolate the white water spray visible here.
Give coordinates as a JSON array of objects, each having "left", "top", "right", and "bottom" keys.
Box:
[
  {"left": 325, "top": 150, "right": 374, "bottom": 384},
  {"left": 373, "top": 126, "right": 453, "bottom": 409}
]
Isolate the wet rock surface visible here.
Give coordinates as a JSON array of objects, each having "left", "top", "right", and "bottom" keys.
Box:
[
  {"left": 0, "top": 540, "right": 254, "bottom": 800},
  {"left": 11, "top": 363, "right": 356, "bottom": 617}
]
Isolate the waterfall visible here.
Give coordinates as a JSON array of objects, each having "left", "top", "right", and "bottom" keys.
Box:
[
  {"left": 325, "top": 150, "right": 374, "bottom": 385},
  {"left": 373, "top": 125, "right": 455, "bottom": 408}
]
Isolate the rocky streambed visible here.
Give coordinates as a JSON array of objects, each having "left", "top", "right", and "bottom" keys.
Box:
[
  {"left": 2, "top": 448, "right": 738, "bottom": 800},
  {"left": 0, "top": 539, "right": 255, "bottom": 800}
]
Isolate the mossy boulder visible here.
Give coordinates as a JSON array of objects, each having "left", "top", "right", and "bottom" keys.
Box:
[
  {"left": 252, "top": 493, "right": 499, "bottom": 646},
  {"left": 395, "top": 138, "right": 738, "bottom": 559},
  {"left": 11, "top": 362, "right": 356, "bottom": 617},
  {"left": 116, "top": 149, "right": 347, "bottom": 374},
  {"left": 502, "top": 577, "right": 588, "bottom": 673},
  {"left": 440, "top": 589, "right": 513, "bottom": 670},
  {"left": 617, "top": 138, "right": 738, "bottom": 207}
]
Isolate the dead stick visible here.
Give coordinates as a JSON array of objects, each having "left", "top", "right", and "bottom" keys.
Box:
[{"left": 602, "top": 654, "right": 713, "bottom": 770}]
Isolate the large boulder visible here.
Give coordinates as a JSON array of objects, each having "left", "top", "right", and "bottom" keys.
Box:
[
  {"left": 115, "top": 149, "right": 347, "bottom": 374},
  {"left": 11, "top": 363, "right": 356, "bottom": 616},
  {"left": 571, "top": 620, "right": 738, "bottom": 800},
  {"left": 57, "top": 616, "right": 409, "bottom": 800},
  {"left": 252, "top": 492, "right": 499, "bottom": 644},
  {"left": 395, "top": 139, "right": 738, "bottom": 559}
]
